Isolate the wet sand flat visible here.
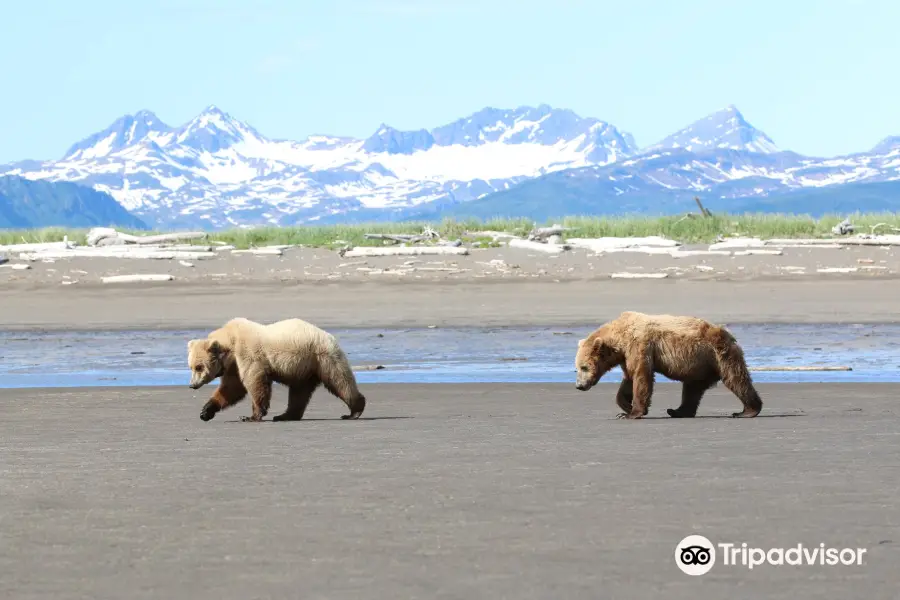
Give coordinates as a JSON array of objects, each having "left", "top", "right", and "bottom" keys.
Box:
[
  {"left": 4, "top": 278, "right": 900, "bottom": 331},
  {"left": 1, "top": 383, "right": 898, "bottom": 599}
]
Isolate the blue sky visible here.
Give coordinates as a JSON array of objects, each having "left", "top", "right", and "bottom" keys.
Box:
[{"left": 1, "top": 0, "right": 898, "bottom": 163}]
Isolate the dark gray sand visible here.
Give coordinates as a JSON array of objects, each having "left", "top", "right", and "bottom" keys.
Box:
[{"left": 1, "top": 383, "right": 898, "bottom": 599}]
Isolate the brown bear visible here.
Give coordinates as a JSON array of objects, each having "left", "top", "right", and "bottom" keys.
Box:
[
  {"left": 574, "top": 311, "right": 763, "bottom": 420},
  {"left": 187, "top": 317, "right": 367, "bottom": 422}
]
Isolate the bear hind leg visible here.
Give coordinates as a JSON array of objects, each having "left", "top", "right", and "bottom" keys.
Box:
[
  {"left": 716, "top": 344, "right": 763, "bottom": 418},
  {"left": 318, "top": 360, "right": 366, "bottom": 420},
  {"left": 323, "top": 377, "right": 366, "bottom": 420},
  {"left": 667, "top": 378, "right": 717, "bottom": 418},
  {"left": 273, "top": 378, "right": 321, "bottom": 422}
]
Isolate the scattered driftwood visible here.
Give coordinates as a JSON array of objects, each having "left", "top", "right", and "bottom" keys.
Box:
[
  {"left": 507, "top": 239, "right": 570, "bottom": 253},
  {"left": 344, "top": 226, "right": 462, "bottom": 256},
  {"left": 340, "top": 246, "right": 469, "bottom": 258},
  {"left": 749, "top": 365, "right": 852, "bottom": 372},
  {"left": 732, "top": 249, "right": 783, "bottom": 256},
  {"left": 868, "top": 222, "right": 900, "bottom": 235},
  {"left": 527, "top": 223, "right": 571, "bottom": 242},
  {"left": 708, "top": 238, "right": 767, "bottom": 251},
  {"left": 0, "top": 239, "right": 76, "bottom": 252},
  {"left": 365, "top": 232, "right": 438, "bottom": 245},
  {"left": 831, "top": 218, "right": 855, "bottom": 235},
  {"left": 231, "top": 248, "right": 284, "bottom": 256},
  {"left": 817, "top": 267, "right": 858, "bottom": 273},
  {"left": 567, "top": 236, "right": 681, "bottom": 251},
  {"left": 769, "top": 235, "right": 900, "bottom": 247},
  {"left": 87, "top": 227, "right": 207, "bottom": 247},
  {"left": 670, "top": 250, "right": 731, "bottom": 258},
  {"left": 101, "top": 274, "right": 174, "bottom": 284},
  {"left": 610, "top": 272, "right": 669, "bottom": 279},
  {"left": 18, "top": 249, "right": 216, "bottom": 261},
  {"left": 694, "top": 196, "right": 713, "bottom": 217},
  {"left": 0, "top": 263, "right": 31, "bottom": 270},
  {"left": 0, "top": 254, "right": 6, "bottom": 266}
]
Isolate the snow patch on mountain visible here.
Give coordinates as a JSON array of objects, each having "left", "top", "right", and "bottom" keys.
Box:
[
  {"left": 1, "top": 104, "right": 639, "bottom": 226},
  {"left": 3, "top": 102, "right": 900, "bottom": 228}
]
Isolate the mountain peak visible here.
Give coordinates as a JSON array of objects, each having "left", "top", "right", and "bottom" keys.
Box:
[
  {"left": 62, "top": 109, "right": 171, "bottom": 160},
  {"left": 174, "top": 106, "right": 267, "bottom": 152},
  {"left": 871, "top": 135, "right": 900, "bottom": 155},
  {"left": 362, "top": 124, "right": 435, "bottom": 155},
  {"left": 647, "top": 105, "right": 779, "bottom": 155}
]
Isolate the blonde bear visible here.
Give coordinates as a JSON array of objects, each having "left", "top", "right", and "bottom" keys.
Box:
[
  {"left": 574, "top": 311, "right": 763, "bottom": 420},
  {"left": 187, "top": 317, "right": 367, "bottom": 422}
]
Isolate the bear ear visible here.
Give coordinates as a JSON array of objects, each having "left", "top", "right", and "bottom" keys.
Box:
[{"left": 208, "top": 340, "right": 222, "bottom": 356}]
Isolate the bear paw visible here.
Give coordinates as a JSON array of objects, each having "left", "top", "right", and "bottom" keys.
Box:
[
  {"left": 667, "top": 408, "right": 696, "bottom": 418},
  {"left": 200, "top": 402, "right": 218, "bottom": 421}
]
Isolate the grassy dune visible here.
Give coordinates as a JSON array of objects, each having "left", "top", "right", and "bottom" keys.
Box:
[{"left": 2, "top": 213, "right": 899, "bottom": 249}]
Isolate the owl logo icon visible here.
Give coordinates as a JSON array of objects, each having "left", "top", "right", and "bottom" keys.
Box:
[{"left": 675, "top": 535, "right": 716, "bottom": 575}]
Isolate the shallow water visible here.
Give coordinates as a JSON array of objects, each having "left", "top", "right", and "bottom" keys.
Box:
[{"left": 1, "top": 323, "right": 899, "bottom": 388}]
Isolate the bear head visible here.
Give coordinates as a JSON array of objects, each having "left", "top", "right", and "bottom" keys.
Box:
[
  {"left": 187, "top": 339, "right": 230, "bottom": 389},
  {"left": 574, "top": 333, "right": 622, "bottom": 391}
]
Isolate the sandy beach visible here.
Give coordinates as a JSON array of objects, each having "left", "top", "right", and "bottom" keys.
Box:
[
  {"left": 1, "top": 382, "right": 897, "bottom": 600},
  {"left": 3, "top": 243, "right": 900, "bottom": 330}
]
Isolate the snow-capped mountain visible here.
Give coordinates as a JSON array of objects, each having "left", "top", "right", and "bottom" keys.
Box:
[
  {"left": 645, "top": 105, "right": 780, "bottom": 155},
  {"left": 0, "top": 104, "right": 636, "bottom": 228},
  {"left": 2, "top": 103, "right": 900, "bottom": 229}
]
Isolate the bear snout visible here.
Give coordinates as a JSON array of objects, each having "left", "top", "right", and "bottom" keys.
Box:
[{"left": 575, "top": 382, "right": 587, "bottom": 391}]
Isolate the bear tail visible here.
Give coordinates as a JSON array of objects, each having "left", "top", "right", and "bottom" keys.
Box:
[{"left": 318, "top": 340, "right": 367, "bottom": 420}]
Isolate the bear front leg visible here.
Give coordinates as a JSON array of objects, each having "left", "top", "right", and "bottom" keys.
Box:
[
  {"left": 240, "top": 372, "right": 272, "bottom": 422},
  {"left": 615, "top": 378, "right": 634, "bottom": 419},
  {"left": 622, "top": 353, "right": 654, "bottom": 420},
  {"left": 201, "top": 373, "right": 247, "bottom": 421}
]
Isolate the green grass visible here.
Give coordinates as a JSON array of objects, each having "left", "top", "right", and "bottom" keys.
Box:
[{"left": 2, "top": 213, "right": 900, "bottom": 249}]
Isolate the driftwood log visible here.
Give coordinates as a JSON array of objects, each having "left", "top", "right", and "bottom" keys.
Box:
[
  {"left": 87, "top": 227, "right": 208, "bottom": 247},
  {"left": 18, "top": 249, "right": 216, "bottom": 261},
  {"left": 341, "top": 246, "right": 469, "bottom": 258},
  {"left": 101, "top": 274, "right": 175, "bottom": 284},
  {"left": 527, "top": 224, "right": 571, "bottom": 242},
  {"left": 507, "top": 239, "right": 570, "bottom": 253}
]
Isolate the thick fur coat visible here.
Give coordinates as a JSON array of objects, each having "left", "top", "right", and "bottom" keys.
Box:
[
  {"left": 574, "top": 311, "right": 763, "bottom": 420},
  {"left": 187, "top": 317, "right": 366, "bottom": 422}
]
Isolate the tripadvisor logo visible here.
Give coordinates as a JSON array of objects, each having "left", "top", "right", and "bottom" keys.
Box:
[
  {"left": 675, "top": 535, "right": 716, "bottom": 576},
  {"left": 675, "top": 534, "right": 867, "bottom": 575}
]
